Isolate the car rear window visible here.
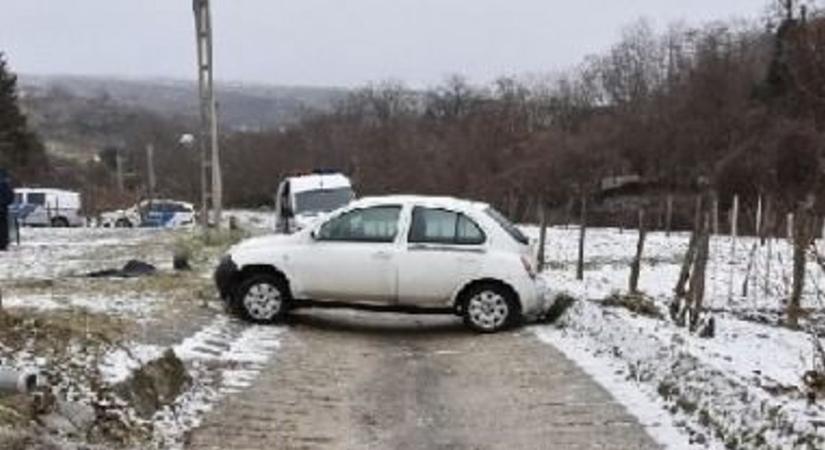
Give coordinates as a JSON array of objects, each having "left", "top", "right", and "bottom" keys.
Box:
[
  {"left": 485, "top": 207, "right": 529, "bottom": 245},
  {"left": 408, "top": 207, "right": 485, "bottom": 245}
]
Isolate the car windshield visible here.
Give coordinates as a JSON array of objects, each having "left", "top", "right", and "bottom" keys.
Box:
[
  {"left": 294, "top": 188, "right": 354, "bottom": 214},
  {"left": 485, "top": 207, "right": 529, "bottom": 245}
]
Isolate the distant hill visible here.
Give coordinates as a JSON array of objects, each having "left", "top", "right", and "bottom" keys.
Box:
[{"left": 19, "top": 75, "right": 348, "bottom": 132}]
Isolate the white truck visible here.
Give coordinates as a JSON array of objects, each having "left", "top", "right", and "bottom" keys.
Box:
[
  {"left": 12, "top": 188, "right": 84, "bottom": 227},
  {"left": 274, "top": 172, "right": 355, "bottom": 233}
]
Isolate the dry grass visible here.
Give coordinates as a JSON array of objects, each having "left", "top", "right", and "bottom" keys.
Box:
[{"left": 602, "top": 292, "right": 663, "bottom": 319}]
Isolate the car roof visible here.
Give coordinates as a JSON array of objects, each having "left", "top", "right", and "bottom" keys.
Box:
[
  {"left": 141, "top": 199, "right": 194, "bottom": 207},
  {"left": 288, "top": 173, "right": 352, "bottom": 194},
  {"left": 14, "top": 188, "right": 79, "bottom": 196},
  {"left": 350, "top": 195, "right": 490, "bottom": 212}
]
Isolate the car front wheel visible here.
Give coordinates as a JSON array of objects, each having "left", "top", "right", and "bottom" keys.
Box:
[
  {"left": 462, "top": 283, "right": 520, "bottom": 333},
  {"left": 234, "top": 274, "right": 290, "bottom": 324}
]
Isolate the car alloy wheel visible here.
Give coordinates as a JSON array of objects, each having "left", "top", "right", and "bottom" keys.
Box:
[
  {"left": 242, "top": 282, "right": 283, "bottom": 321},
  {"left": 467, "top": 290, "right": 510, "bottom": 332}
]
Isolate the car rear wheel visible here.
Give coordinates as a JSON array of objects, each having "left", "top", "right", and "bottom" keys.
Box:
[
  {"left": 115, "top": 218, "right": 133, "bottom": 228},
  {"left": 234, "top": 274, "right": 290, "bottom": 324},
  {"left": 51, "top": 217, "right": 70, "bottom": 228},
  {"left": 462, "top": 283, "right": 520, "bottom": 333}
]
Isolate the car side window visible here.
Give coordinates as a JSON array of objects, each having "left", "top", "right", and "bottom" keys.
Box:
[
  {"left": 27, "top": 193, "right": 46, "bottom": 205},
  {"left": 456, "top": 214, "right": 485, "bottom": 245},
  {"left": 149, "top": 202, "right": 167, "bottom": 213},
  {"left": 408, "top": 207, "right": 486, "bottom": 245},
  {"left": 170, "top": 202, "right": 190, "bottom": 213},
  {"left": 317, "top": 205, "right": 401, "bottom": 243}
]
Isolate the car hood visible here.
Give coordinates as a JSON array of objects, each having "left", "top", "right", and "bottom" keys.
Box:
[
  {"left": 292, "top": 212, "right": 327, "bottom": 230},
  {"left": 230, "top": 233, "right": 301, "bottom": 255}
]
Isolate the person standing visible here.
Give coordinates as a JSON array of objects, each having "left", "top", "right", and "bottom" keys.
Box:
[{"left": 0, "top": 169, "right": 13, "bottom": 251}]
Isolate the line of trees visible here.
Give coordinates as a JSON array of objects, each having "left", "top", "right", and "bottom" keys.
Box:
[
  {"left": 7, "top": 2, "right": 825, "bottom": 225},
  {"left": 215, "top": 4, "right": 824, "bottom": 225},
  {"left": 0, "top": 53, "right": 47, "bottom": 183}
]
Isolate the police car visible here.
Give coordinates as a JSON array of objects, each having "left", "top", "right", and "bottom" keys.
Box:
[
  {"left": 11, "top": 188, "right": 84, "bottom": 227},
  {"left": 100, "top": 199, "right": 196, "bottom": 228}
]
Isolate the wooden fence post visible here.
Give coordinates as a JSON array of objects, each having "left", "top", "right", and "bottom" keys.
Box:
[
  {"left": 765, "top": 234, "right": 772, "bottom": 297},
  {"left": 728, "top": 194, "right": 739, "bottom": 301},
  {"left": 676, "top": 235, "right": 698, "bottom": 297},
  {"left": 694, "top": 194, "right": 703, "bottom": 231},
  {"left": 819, "top": 217, "right": 825, "bottom": 239},
  {"left": 789, "top": 196, "right": 816, "bottom": 328},
  {"left": 666, "top": 194, "right": 673, "bottom": 237},
  {"left": 756, "top": 195, "right": 763, "bottom": 239},
  {"left": 537, "top": 200, "right": 548, "bottom": 273},
  {"left": 629, "top": 209, "right": 647, "bottom": 294},
  {"left": 688, "top": 213, "right": 711, "bottom": 331},
  {"left": 787, "top": 213, "right": 794, "bottom": 242},
  {"left": 576, "top": 195, "right": 587, "bottom": 281}
]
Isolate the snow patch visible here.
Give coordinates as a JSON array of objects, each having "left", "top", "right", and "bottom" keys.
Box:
[
  {"left": 99, "top": 344, "right": 165, "bottom": 384},
  {"left": 151, "top": 316, "right": 284, "bottom": 449},
  {"left": 535, "top": 326, "right": 713, "bottom": 449}
]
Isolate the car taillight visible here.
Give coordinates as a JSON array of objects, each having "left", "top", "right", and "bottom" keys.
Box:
[{"left": 520, "top": 255, "right": 536, "bottom": 279}]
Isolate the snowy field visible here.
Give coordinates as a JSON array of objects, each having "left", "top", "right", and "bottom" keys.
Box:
[
  {"left": 0, "top": 228, "right": 176, "bottom": 281},
  {"left": 3, "top": 220, "right": 825, "bottom": 448},
  {"left": 529, "top": 226, "right": 825, "bottom": 449},
  {"left": 0, "top": 224, "right": 283, "bottom": 449}
]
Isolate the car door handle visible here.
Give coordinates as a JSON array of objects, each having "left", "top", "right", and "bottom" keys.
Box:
[{"left": 373, "top": 251, "right": 393, "bottom": 260}]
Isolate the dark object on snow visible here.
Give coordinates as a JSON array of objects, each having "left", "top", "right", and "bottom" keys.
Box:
[
  {"left": 87, "top": 260, "right": 157, "bottom": 278},
  {"left": 540, "top": 294, "right": 577, "bottom": 324},
  {"left": 113, "top": 349, "right": 191, "bottom": 418},
  {"left": 696, "top": 315, "right": 715, "bottom": 339},
  {"left": 603, "top": 292, "right": 662, "bottom": 319},
  {"left": 173, "top": 252, "right": 191, "bottom": 271},
  {"left": 0, "top": 169, "right": 13, "bottom": 251}
]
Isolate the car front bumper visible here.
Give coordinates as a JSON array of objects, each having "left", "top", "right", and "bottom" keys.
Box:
[{"left": 214, "top": 255, "right": 239, "bottom": 302}]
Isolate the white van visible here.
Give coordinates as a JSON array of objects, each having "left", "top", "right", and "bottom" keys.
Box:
[
  {"left": 274, "top": 172, "right": 355, "bottom": 233},
  {"left": 12, "top": 188, "right": 84, "bottom": 227}
]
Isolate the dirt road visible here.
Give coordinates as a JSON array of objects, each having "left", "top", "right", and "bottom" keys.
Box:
[{"left": 188, "top": 310, "right": 660, "bottom": 450}]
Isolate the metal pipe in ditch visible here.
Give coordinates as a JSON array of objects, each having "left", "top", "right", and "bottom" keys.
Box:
[{"left": 0, "top": 368, "right": 39, "bottom": 395}]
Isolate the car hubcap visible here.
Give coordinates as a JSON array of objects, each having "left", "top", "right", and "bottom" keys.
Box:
[
  {"left": 468, "top": 290, "right": 509, "bottom": 330},
  {"left": 243, "top": 283, "right": 282, "bottom": 320}
]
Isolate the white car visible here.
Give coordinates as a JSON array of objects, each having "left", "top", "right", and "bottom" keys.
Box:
[
  {"left": 215, "top": 196, "right": 546, "bottom": 333},
  {"left": 100, "top": 200, "right": 196, "bottom": 228}
]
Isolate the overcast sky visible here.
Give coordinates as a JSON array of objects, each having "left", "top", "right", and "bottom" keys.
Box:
[{"left": 0, "top": 0, "right": 773, "bottom": 88}]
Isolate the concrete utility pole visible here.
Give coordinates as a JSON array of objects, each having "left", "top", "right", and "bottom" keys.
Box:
[
  {"left": 193, "top": 0, "right": 223, "bottom": 229},
  {"left": 115, "top": 148, "right": 125, "bottom": 193},
  {"left": 146, "top": 144, "right": 156, "bottom": 201}
]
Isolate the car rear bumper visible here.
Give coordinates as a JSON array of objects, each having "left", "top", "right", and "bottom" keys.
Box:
[
  {"left": 214, "top": 256, "right": 239, "bottom": 301},
  {"left": 518, "top": 276, "right": 549, "bottom": 319}
]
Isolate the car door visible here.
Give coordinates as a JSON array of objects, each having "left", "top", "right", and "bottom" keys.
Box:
[
  {"left": 291, "top": 205, "right": 403, "bottom": 304},
  {"left": 23, "top": 192, "right": 48, "bottom": 226},
  {"left": 396, "top": 207, "right": 486, "bottom": 307}
]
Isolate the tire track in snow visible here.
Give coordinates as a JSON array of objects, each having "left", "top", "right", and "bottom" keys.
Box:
[{"left": 153, "top": 315, "right": 284, "bottom": 448}]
